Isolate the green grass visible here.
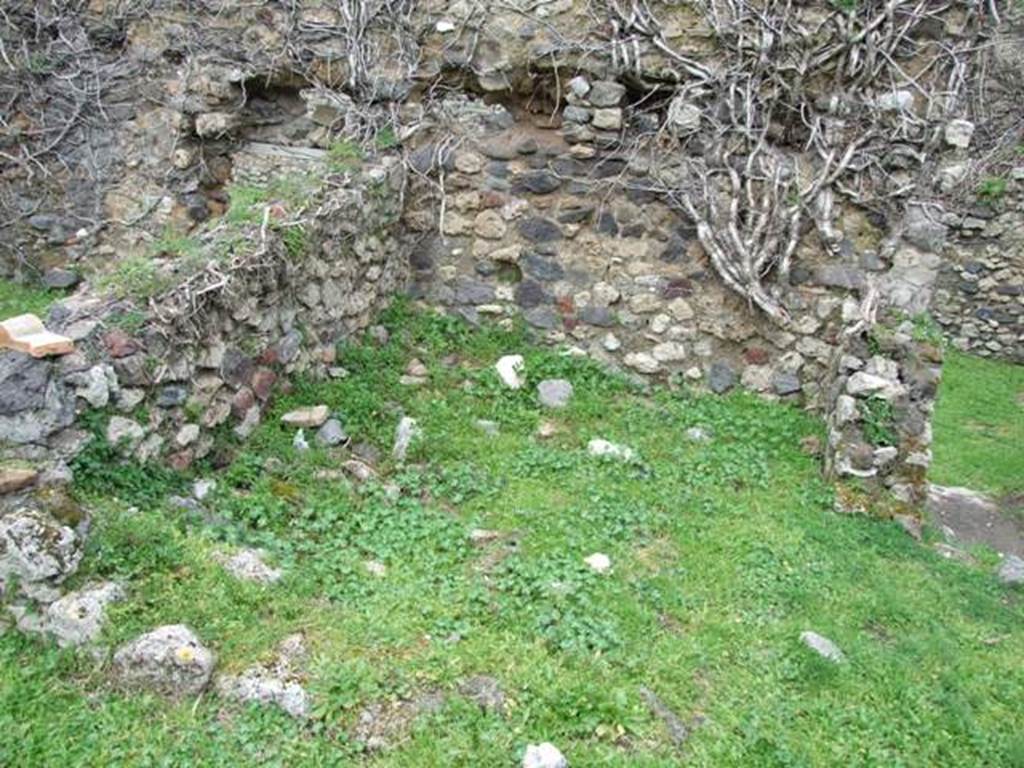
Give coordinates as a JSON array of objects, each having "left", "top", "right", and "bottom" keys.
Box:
[
  {"left": 2, "top": 305, "right": 1023, "bottom": 766},
  {"left": 932, "top": 350, "right": 1024, "bottom": 495},
  {"left": 0, "top": 278, "right": 60, "bottom": 318}
]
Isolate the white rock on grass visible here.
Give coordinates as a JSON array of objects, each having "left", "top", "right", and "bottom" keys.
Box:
[
  {"left": 293, "top": 429, "right": 310, "bottom": 452},
  {"left": 0, "top": 507, "right": 83, "bottom": 603},
  {"left": 800, "top": 631, "right": 844, "bottom": 663},
  {"left": 523, "top": 742, "right": 568, "bottom": 768},
  {"left": 537, "top": 379, "right": 573, "bottom": 409},
  {"left": 584, "top": 553, "right": 612, "bottom": 574},
  {"left": 217, "top": 548, "right": 282, "bottom": 585},
  {"left": 12, "top": 581, "right": 124, "bottom": 647},
  {"left": 217, "top": 633, "right": 310, "bottom": 718},
  {"left": 393, "top": 416, "right": 421, "bottom": 462},
  {"left": 587, "top": 438, "right": 636, "bottom": 462},
  {"left": 997, "top": 554, "right": 1024, "bottom": 586},
  {"left": 113, "top": 624, "right": 215, "bottom": 696},
  {"left": 495, "top": 355, "right": 526, "bottom": 389},
  {"left": 193, "top": 479, "right": 216, "bottom": 501}
]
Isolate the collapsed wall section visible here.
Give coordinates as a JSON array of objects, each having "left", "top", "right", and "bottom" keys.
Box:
[{"left": 0, "top": 158, "right": 406, "bottom": 479}]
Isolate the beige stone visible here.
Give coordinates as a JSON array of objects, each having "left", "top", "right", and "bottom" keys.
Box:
[
  {"left": 0, "top": 466, "right": 38, "bottom": 495},
  {"left": 0, "top": 314, "right": 74, "bottom": 358},
  {"left": 281, "top": 405, "right": 330, "bottom": 428},
  {"left": 474, "top": 210, "right": 507, "bottom": 239}
]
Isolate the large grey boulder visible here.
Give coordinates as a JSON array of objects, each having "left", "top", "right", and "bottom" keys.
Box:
[
  {"left": 113, "top": 624, "right": 215, "bottom": 696},
  {"left": 0, "top": 507, "right": 83, "bottom": 602}
]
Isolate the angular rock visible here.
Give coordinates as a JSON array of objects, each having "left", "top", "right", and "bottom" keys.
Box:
[
  {"left": 393, "top": 416, "right": 421, "bottom": 462},
  {"left": 800, "top": 630, "right": 844, "bottom": 663},
  {"left": 217, "top": 548, "right": 282, "bottom": 585},
  {"left": 281, "top": 405, "right": 330, "bottom": 429},
  {"left": 997, "top": 555, "right": 1024, "bottom": 586},
  {"left": 537, "top": 379, "right": 573, "bottom": 409},
  {"left": 217, "top": 633, "right": 310, "bottom": 718},
  {"left": 518, "top": 217, "right": 562, "bottom": 243},
  {"left": 36, "top": 581, "right": 124, "bottom": 647},
  {"left": 707, "top": 361, "right": 737, "bottom": 394},
  {"left": 0, "top": 466, "right": 38, "bottom": 495},
  {"left": 316, "top": 418, "right": 349, "bottom": 446},
  {"left": 0, "top": 507, "right": 83, "bottom": 601},
  {"left": 666, "top": 97, "right": 701, "bottom": 135},
  {"left": 587, "top": 80, "right": 625, "bottom": 107},
  {"left": 495, "top": 355, "right": 526, "bottom": 389},
  {"left": 106, "top": 416, "right": 145, "bottom": 449},
  {"left": 523, "top": 742, "right": 568, "bottom": 768},
  {"left": 943, "top": 119, "right": 974, "bottom": 149},
  {"left": 113, "top": 625, "right": 215, "bottom": 697},
  {"left": 587, "top": 438, "right": 636, "bottom": 462}
]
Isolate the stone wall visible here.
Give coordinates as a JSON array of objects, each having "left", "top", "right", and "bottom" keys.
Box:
[
  {"left": 931, "top": 170, "right": 1024, "bottom": 363},
  {"left": 0, "top": 158, "right": 406, "bottom": 480}
]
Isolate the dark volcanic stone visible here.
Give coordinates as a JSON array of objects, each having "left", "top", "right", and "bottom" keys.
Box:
[
  {"left": 42, "top": 268, "right": 81, "bottom": 289},
  {"left": 772, "top": 372, "right": 802, "bottom": 396},
  {"left": 515, "top": 280, "right": 549, "bottom": 308},
  {"left": 454, "top": 277, "right": 496, "bottom": 305},
  {"left": 518, "top": 217, "right": 562, "bottom": 243},
  {"left": 524, "top": 306, "right": 559, "bottom": 329},
  {"left": 157, "top": 385, "right": 188, "bottom": 408},
  {"left": 0, "top": 352, "right": 50, "bottom": 415},
  {"left": 596, "top": 212, "right": 618, "bottom": 236},
  {"left": 708, "top": 361, "right": 737, "bottom": 394},
  {"left": 512, "top": 172, "right": 561, "bottom": 195},
  {"left": 220, "top": 348, "right": 254, "bottom": 389},
  {"left": 557, "top": 205, "right": 594, "bottom": 224},
  {"left": 520, "top": 252, "right": 564, "bottom": 281},
  {"left": 486, "top": 162, "right": 509, "bottom": 178},
  {"left": 579, "top": 306, "right": 615, "bottom": 327}
]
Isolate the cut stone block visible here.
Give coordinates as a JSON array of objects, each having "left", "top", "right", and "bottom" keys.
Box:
[{"left": 0, "top": 314, "right": 74, "bottom": 358}]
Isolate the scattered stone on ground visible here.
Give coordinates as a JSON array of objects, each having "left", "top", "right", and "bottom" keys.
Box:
[
  {"left": 933, "top": 542, "right": 977, "bottom": 564},
  {"left": 458, "top": 675, "right": 506, "bottom": 715},
  {"left": 364, "top": 559, "right": 387, "bottom": 577},
  {"left": 113, "top": 624, "right": 215, "bottom": 697},
  {"left": 402, "top": 358, "right": 429, "bottom": 386},
  {"left": 343, "top": 459, "right": 377, "bottom": 483},
  {"left": 537, "top": 379, "right": 573, "bottom": 409},
  {"left": 280, "top": 405, "right": 329, "bottom": 428},
  {"left": 469, "top": 528, "right": 504, "bottom": 546},
  {"left": 523, "top": 742, "right": 568, "bottom": 768},
  {"left": 926, "top": 485, "right": 1024, "bottom": 558},
  {"left": 638, "top": 685, "right": 691, "bottom": 747},
  {"left": 193, "top": 478, "right": 216, "bottom": 501},
  {"left": 495, "top": 354, "right": 526, "bottom": 389},
  {"left": 0, "top": 465, "right": 38, "bottom": 495},
  {"left": 11, "top": 581, "right": 124, "bottom": 647},
  {"left": 685, "top": 427, "right": 710, "bottom": 443},
  {"left": 352, "top": 690, "right": 447, "bottom": 751},
  {"left": 293, "top": 429, "right": 310, "bottom": 452},
  {"left": 0, "top": 506, "right": 83, "bottom": 602},
  {"left": 536, "top": 421, "right": 558, "bottom": 439},
  {"left": 584, "top": 552, "right": 612, "bottom": 573},
  {"left": 393, "top": 416, "right": 421, "bottom": 462},
  {"left": 474, "top": 419, "right": 499, "bottom": 437},
  {"left": 997, "top": 554, "right": 1024, "bottom": 586},
  {"left": 316, "top": 418, "right": 348, "bottom": 446},
  {"left": 800, "top": 630, "right": 844, "bottom": 663},
  {"left": 587, "top": 438, "right": 636, "bottom": 462},
  {"left": 216, "top": 548, "right": 282, "bottom": 584},
  {"left": 217, "top": 633, "right": 310, "bottom": 719}
]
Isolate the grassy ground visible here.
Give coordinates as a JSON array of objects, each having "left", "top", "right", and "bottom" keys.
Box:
[
  {"left": 2, "top": 306, "right": 1023, "bottom": 766},
  {"left": 0, "top": 278, "right": 60, "bottom": 319},
  {"left": 932, "top": 350, "right": 1024, "bottom": 496}
]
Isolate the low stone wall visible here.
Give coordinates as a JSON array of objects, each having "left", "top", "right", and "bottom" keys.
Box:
[{"left": 0, "top": 159, "right": 406, "bottom": 480}]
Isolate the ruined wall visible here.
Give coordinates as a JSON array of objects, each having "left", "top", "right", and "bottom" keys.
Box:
[{"left": 0, "top": 159, "right": 406, "bottom": 479}]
